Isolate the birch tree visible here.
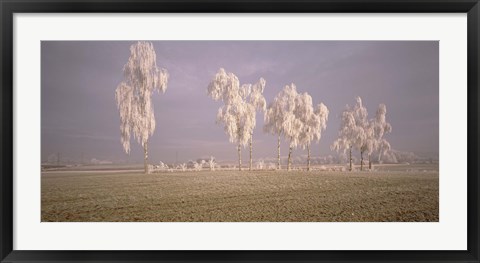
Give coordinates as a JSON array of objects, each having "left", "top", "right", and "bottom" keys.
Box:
[
  {"left": 357, "top": 102, "right": 392, "bottom": 170},
  {"left": 265, "top": 84, "right": 328, "bottom": 171},
  {"left": 207, "top": 68, "right": 265, "bottom": 171},
  {"left": 280, "top": 84, "right": 302, "bottom": 171},
  {"left": 115, "top": 41, "right": 169, "bottom": 174},
  {"left": 264, "top": 91, "right": 287, "bottom": 170},
  {"left": 370, "top": 103, "right": 392, "bottom": 167},
  {"left": 296, "top": 93, "right": 329, "bottom": 171},
  {"left": 331, "top": 107, "right": 354, "bottom": 171},
  {"left": 362, "top": 122, "right": 376, "bottom": 170},
  {"left": 353, "top": 97, "right": 370, "bottom": 171},
  {"left": 331, "top": 97, "right": 367, "bottom": 171},
  {"left": 208, "top": 156, "right": 216, "bottom": 171},
  {"left": 247, "top": 79, "right": 267, "bottom": 170}
]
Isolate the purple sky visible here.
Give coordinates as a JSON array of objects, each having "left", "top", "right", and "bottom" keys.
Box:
[{"left": 41, "top": 41, "right": 438, "bottom": 164}]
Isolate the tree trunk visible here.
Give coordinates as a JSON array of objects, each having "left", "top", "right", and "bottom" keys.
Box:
[
  {"left": 144, "top": 141, "right": 149, "bottom": 174},
  {"left": 277, "top": 135, "right": 281, "bottom": 170},
  {"left": 249, "top": 132, "right": 253, "bottom": 171},
  {"left": 349, "top": 146, "right": 352, "bottom": 171},
  {"left": 360, "top": 150, "right": 364, "bottom": 171},
  {"left": 369, "top": 154, "right": 372, "bottom": 170},
  {"left": 288, "top": 146, "right": 292, "bottom": 171},
  {"left": 237, "top": 144, "right": 242, "bottom": 171},
  {"left": 307, "top": 144, "right": 311, "bottom": 171}
]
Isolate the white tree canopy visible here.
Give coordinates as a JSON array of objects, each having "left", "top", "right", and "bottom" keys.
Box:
[
  {"left": 264, "top": 88, "right": 287, "bottom": 137},
  {"left": 357, "top": 101, "right": 393, "bottom": 159},
  {"left": 249, "top": 78, "right": 267, "bottom": 111},
  {"left": 247, "top": 78, "right": 267, "bottom": 134},
  {"left": 115, "top": 41, "right": 169, "bottom": 154},
  {"left": 332, "top": 97, "right": 393, "bottom": 170},
  {"left": 280, "top": 84, "right": 302, "bottom": 149},
  {"left": 264, "top": 86, "right": 288, "bottom": 169},
  {"left": 266, "top": 84, "right": 328, "bottom": 170},
  {"left": 352, "top": 97, "right": 369, "bottom": 152},
  {"left": 372, "top": 103, "right": 393, "bottom": 158},
  {"left": 316, "top": 103, "right": 329, "bottom": 137},
  {"left": 296, "top": 93, "right": 329, "bottom": 149},
  {"left": 207, "top": 68, "right": 240, "bottom": 105},
  {"left": 331, "top": 97, "right": 368, "bottom": 154},
  {"left": 207, "top": 68, "right": 266, "bottom": 148}
]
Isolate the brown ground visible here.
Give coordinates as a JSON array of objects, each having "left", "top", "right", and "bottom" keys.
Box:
[{"left": 41, "top": 169, "right": 439, "bottom": 222}]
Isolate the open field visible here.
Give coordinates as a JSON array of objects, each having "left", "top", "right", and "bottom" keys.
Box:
[{"left": 42, "top": 166, "right": 438, "bottom": 222}]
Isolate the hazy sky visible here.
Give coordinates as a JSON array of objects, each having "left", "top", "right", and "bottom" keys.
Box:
[{"left": 41, "top": 41, "right": 438, "bottom": 163}]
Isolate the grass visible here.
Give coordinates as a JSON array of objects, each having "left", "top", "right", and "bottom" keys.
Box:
[{"left": 41, "top": 168, "right": 438, "bottom": 222}]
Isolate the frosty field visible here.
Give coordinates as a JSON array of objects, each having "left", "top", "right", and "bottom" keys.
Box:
[{"left": 41, "top": 165, "right": 439, "bottom": 222}]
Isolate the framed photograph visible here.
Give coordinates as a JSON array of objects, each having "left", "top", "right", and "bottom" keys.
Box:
[{"left": 1, "top": 0, "right": 479, "bottom": 262}]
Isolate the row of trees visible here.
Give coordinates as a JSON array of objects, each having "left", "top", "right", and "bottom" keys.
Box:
[
  {"left": 207, "top": 69, "right": 392, "bottom": 172},
  {"left": 115, "top": 42, "right": 392, "bottom": 174},
  {"left": 207, "top": 68, "right": 329, "bottom": 171}
]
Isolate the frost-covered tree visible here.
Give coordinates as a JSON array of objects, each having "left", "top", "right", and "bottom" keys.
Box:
[
  {"left": 194, "top": 160, "right": 205, "bottom": 171},
  {"left": 247, "top": 79, "right": 267, "bottom": 171},
  {"left": 370, "top": 103, "right": 392, "bottom": 168},
  {"left": 332, "top": 97, "right": 391, "bottom": 171},
  {"left": 158, "top": 161, "right": 165, "bottom": 170},
  {"left": 331, "top": 97, "right": 368, "bottom": 171},
  {"left": 208, "top": 156, "right": 216, "bottom": 171},
  {"left": 331, "top": 107, "right": 354, "bottom": 171},
  {"left": 353, "top": 97, "right": 370, "bottom": 171},
  {"left": 356, "top": 101, "right": 393, "bottom": 170},
  {"left": 362, "top": 121, "right": 376, "bottom": 170},
  {"left": 264, "top": 89, "right": 288, "bottom": 170},
  {"left": 280, "top": 84, "right": 302, "bottom": 171},
  {"left": 207, "top": 68, "right": 244, "bottom": 171},
  {"left": 179, "top": 163, "right": 187, "bottom": 172},
  {"left": 296, "top": 92, "right": 329, "bottom": 171},
  {"left": 265, "top": 84, "right": 327, "bottom": 171},
  {"left": 207, "top": 68, "right": 265, "bottom": 171},
  {"left": 115, "top": 42, "right": 169, "bottom": 174}
]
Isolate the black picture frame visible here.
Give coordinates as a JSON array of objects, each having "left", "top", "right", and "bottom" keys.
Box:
[{"left": 1, "top": 0, "right": 479, "bottom": 262}]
